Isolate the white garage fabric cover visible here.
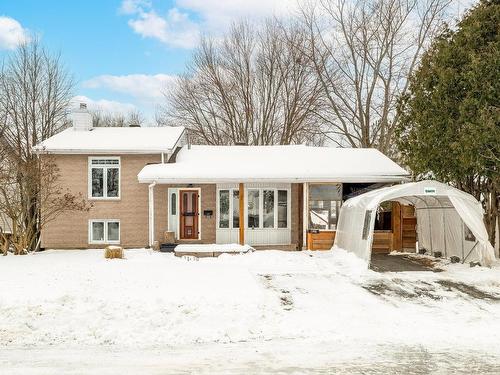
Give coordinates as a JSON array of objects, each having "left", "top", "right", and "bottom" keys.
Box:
[{"left": 334, "top": 180, "right": 495, "bottom": 267}]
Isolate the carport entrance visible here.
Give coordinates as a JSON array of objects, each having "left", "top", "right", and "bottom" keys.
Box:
[
  {"left": 371, "top": 202, "right": 417, "bottom": 254},
  {"left": 334, "top": 180, "right": 496, "bottom": 268}
]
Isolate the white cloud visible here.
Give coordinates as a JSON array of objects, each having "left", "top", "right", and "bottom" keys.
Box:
[
  {"left": 72, "top": 95, "right": 137, "bottom": 114},
  {"left": 119, "top": 0, "right": 151, "bottom": 14},
  {"left": 82, "top": 73, "right": 177, "bottom": 100},
  {"left": 129, "top": 8, "right": 199, "bottom": 49},
  {"left": 120, "top": 0, "right": 301, "bottom": 49},
  {"left": 120, "top": 0, "right": 479, "bottom": 50},
  {"left": 123, "top": 1, "right": 200, "bottom": 49},
  {"left": 177, "top": 0, "right": 300, "bottom": 27},
  {"left": 0, "top": 16, "right": 29, "bottom": 50}
]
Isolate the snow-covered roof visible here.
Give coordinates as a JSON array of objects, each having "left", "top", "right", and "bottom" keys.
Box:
[
  {"left": 33, "top": 126, "right": 185, "bottom": 154},
  {"left": 138, "top": 145, "right": 409, "bottom": 183}
]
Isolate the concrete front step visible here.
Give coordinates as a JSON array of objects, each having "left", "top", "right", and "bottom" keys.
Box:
[{"left": 174, "top": 244, "right": 253, "bottom": 258}]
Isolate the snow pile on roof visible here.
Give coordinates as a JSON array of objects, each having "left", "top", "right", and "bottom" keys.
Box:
[
  {"left": 33, "top": 126, "right": 185, "bottom": 154},
  {"left": 138, "top": 145, "right": 408, "bottom": 183}
]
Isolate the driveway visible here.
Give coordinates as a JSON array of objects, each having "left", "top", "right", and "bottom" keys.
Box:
[{"left": 370, "top": 253, "right": 434, "bottom": 272}]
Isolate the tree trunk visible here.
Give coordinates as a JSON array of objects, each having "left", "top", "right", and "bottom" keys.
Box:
[
  {"left": 484, "top": 187, "right": 499, "bottom": 253},
  {"left": 1, "top": 234, "right": 9, "bottom": 256}
]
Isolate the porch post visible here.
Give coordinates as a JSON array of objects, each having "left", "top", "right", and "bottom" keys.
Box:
[
  {"left": 148, "top": 182, "right": 156, "bottom": 247},
  {"left": 239, "top": 183, "right": 245, "bottom": 245},
  {"left": 303, "top": 182, "right": 308, "bottom": 249}
]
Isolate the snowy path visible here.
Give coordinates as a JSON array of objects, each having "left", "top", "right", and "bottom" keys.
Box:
[
  {"left": 3, "top": 341, "right": 500, "bottom": 374},
  {"left": 1, "top": 249, "right": 500, "bottom": 374}
]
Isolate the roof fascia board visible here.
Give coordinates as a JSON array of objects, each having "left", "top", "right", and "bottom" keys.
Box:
[
  {"left": 137, "top": 175, "right": 409, "bottom": 184},
  {"left": 33, "top": 148, "right": 174, "bottom": 155}
]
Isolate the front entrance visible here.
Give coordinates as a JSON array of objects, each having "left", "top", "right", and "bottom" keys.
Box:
[{"left": 179, "top": 190, "right": 199, "bottom": 240}]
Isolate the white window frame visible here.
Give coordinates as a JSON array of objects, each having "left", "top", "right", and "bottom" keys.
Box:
[
  {"left": 308, "top": 183, "right": 343, "bottom": 231},
  {"left": 245, "top": 188, "right": 290, "bottom": 230},
  {"left": 88, "top": 219, "right": 120, "bottom": 244},
  {"left": 167, "top": 188, "right": 179, "bottom": 240},
  {"left": 216, "top": 188, "right": 240, "bottom": 230},
  {"left": 88, "top": 156, "right": 121, "bottom": 200}
]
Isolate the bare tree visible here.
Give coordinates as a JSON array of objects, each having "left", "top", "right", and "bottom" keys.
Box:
[
  {"left": 91, "top": 109, "right": 145, "bottom": 127},
  {"left": 301, "top": 0, "right": 452, "bottom": 153},
  {"left": 0, "top": 39, "right": 89, "bottom": 254},
  {"left": 0, "top": 150, "right": 89, "bottom": 255},
  {"left": 160, "top": 20, "right": 324, "bottom": 145},
  {"left": 126, "top": 110, "right": 145, "bottom": 127}
]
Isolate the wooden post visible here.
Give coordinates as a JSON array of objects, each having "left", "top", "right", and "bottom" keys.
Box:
[
  {"left": 303, "top": 182, "right": 309, "bottom": 249},
  {"left": 392, "top": 201, "right": 402, "bottom": 251},
  {"left": 148, "top": 182, "right": 155, "bottom": 247},
  {"left": 297, "top": 183, "right": 304, "bottom": 250},
  {"left": 239, "top": 183, "right": 245, "bottom": 245}
]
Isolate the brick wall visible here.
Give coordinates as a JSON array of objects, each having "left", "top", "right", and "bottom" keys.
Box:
[
  {"left": 41, "top": 154, "right": 161, "bottom": 248},
  {"left": 41, "top": 153, "right": 297, "bottom": 249}
]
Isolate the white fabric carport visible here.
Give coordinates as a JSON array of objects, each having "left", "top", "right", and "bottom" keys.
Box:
[{"left": 334, "top": 180, "right": 496, "bottom": 267}]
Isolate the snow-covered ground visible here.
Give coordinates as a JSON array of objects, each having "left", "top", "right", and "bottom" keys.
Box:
[{"left": 1, "top": 249, "right": 500, "bottom": 374}]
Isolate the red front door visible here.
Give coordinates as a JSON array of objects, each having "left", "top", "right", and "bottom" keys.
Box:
[{"left": 179, "top": 190, "right": 199, "bottom": 239}]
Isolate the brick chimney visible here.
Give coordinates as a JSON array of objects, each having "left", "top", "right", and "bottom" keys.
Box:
[{"left": 72, "top": 103, "right": 92, "bottom": 131}]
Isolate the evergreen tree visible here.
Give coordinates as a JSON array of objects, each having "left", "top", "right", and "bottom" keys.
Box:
[{"left": 396, "top": 0, "right": 499, "bottom": 249}]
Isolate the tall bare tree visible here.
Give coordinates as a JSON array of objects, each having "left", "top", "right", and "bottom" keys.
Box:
[
  {"left": 92, "top": 109, "right": 145, "bottom": 127},
  {"left": 0, "top": 39, "right": 88, "bottom": 253},
  {"left": 301, "top": 0, "right": 452, "bottom": 153},
  {"left": 160, "top": 20, "right": 324, "bottom": 145}
]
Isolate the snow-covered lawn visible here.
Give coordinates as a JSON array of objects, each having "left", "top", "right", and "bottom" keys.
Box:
[{"left": 1, "top": 249, "right": 500, "bottom": 374}]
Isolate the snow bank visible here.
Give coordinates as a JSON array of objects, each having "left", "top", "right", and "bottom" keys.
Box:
[
  {"left": 326, "top": 246, "right": 369, "bottom": 275},
  {"left": 1, "top": 249, "right": 500, "bottom": 356}
]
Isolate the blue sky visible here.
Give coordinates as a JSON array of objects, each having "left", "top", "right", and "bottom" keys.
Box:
[
  {"left": 0, "top": 0, "right": 303, "bottom": 120},
  {"left": 0, "top": 0, "right": 199, "bottom": 118},
  {"left": 0, "top": 0, "right": 476, "bottom": 122}
]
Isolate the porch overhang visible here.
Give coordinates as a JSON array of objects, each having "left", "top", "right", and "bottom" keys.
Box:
[
  {"left": 138, "top": 175, "right": 408, "bottom": 185},
  {"left": 141, "top": 145, "right": 410, "bottom": 250},
  {"left": 137, "top": 144, "right": 409, "bottom": 185}
]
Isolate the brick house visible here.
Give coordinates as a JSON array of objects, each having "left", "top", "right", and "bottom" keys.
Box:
[{"left": 34, "top": 104, "right": 409, "bottom": 250}]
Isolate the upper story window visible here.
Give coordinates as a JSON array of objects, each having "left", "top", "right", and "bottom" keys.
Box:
[{"left": 89, "top": 157, "right": 120, "bottom": 199}]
